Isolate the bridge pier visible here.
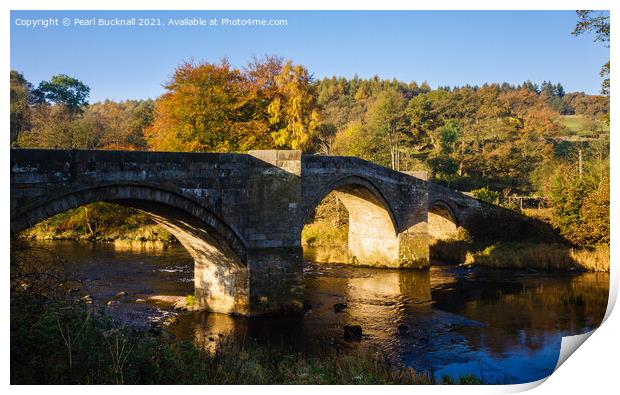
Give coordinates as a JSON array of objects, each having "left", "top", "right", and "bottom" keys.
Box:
[
  {"left": 247, "top": 247, "right": 304, "bottom": 315},
  {"left": 244, "top": 150, "right": 305, "bottom": 315},
  {"left": 333, "top": 185, "right": 430, "bottom": 269},
  {"left": 333, "top": 186, "right": 400, "bottom": 266}
]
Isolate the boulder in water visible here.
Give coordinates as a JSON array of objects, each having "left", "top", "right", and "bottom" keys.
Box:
[
  {"left": 344, "top": 325, "right": 362, "bottom": 341},
  {"left": 334, "top": 303, "right": 347, "bottom": 313}
]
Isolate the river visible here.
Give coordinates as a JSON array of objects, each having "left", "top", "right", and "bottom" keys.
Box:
[{"left": 34, "top": 241, "right": 609, "bottom": 384}]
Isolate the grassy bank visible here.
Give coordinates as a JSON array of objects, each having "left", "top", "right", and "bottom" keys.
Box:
[
  {"left": 10, "top": 294, "right": 484, "bottom": 384},
  {"left": 431, "top": 239, "right": 609, "bottom": 272},
  {"left": 20, "top": 202, "right": 177, "bottom": 245},
  {"left": 301, "top": 193, "right": 353, "bottom": 265},
  {"left": 302, "top": 193, "right": 349, "bottom": 250},
  {"left": 302, "top": 220, "right": 348, "bottom": 248}
]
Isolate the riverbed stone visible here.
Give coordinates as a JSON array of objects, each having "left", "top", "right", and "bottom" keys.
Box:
[
  {"left": 344, "top": 325, "right": 363, "bottom": 341},
  {"left": 333, "top": 303, "right": 347, "bottom": 313}
]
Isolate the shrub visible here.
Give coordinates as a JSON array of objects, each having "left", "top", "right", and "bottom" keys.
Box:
[
  {"left": 470, "top": 187, "right": 500, "bottom": 204},
  {"left": 10, "top": 294, "right": 438, "bottom": 384}
]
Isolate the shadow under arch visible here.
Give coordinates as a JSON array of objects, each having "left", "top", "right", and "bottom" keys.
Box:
[
  {"left": 428, "top": 199, "right": 459, "bottom": 240},
  {"left": 302, "top": 175, "right": 401, "bottom": 267},
  {"left": 10, "top": 183, "right": 251, "bottom": 315}
]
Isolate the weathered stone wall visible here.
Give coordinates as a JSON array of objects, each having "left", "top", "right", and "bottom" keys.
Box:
[
  {"left": 427, "top": 182, "right": 483, "bottom": 228},
  {"left": 335, "top": 185, "right": 399, "bottom": 267},
  {"left": 245, "top": 150, "right": 304, "bottom": 315},
  {"left": 428, "top": 201, "right": 459, "bottom": 240}
]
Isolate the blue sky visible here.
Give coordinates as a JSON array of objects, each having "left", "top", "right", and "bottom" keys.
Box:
[{"left": 10, "top": 10, "right": 609, "bottom": 102}]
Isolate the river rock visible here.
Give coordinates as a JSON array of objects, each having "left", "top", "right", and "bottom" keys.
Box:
[
  {"left": 107, "top": 300, "right": 120, "bottom": 306},
  {"left": 115, "top": 291, "right": 128, "bottom": 298},
  {"left": 334, "top": 303, "right": 347, "bottom": 313},
  {"left": 344, "top": 325, "right": 362, "bottom": 341}
]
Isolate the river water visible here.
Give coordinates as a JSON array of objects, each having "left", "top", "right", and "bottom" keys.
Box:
[{"left": 37, "top": 241, "right": 609, "bottom": 384}]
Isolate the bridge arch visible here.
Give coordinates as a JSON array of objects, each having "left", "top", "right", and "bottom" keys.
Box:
[
  {"left": 11, "top": 183, "right": 250, "bottom": 315},
  {"left": 428, "top": 199, "right": 459, "bottom": 240},
  {"left": 302, "top": 175, "right": 400, "bottom": 266}
]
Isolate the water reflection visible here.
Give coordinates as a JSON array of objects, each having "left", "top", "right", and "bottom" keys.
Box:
[
  {"left": 426, "top": 265, "right": 608, "bottom": 382},
  {"left": 33, "top": 241, "right": 609, "bottom": 384}
]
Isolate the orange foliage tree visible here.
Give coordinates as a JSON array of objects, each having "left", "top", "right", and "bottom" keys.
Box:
[{"left": 146, "top": 57, "right": 319, "bottom": 152}]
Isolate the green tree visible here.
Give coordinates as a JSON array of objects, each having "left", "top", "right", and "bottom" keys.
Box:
[
  {"left": 365, "top": 89, "right": 406, "bottom": 170},
  {"left": 427, "top": 120, "right": 460, "bottom": 183},
  {"left": 405, "top": 90, "right": 449, "bottom": 151},
  {"left": 549, "top": 157, "right": 609, "bottom": 246},
  {"left": 471, "top": 187, "right": 500, "bottom": 204},
  {"left": 332, "top": 122, "right": 387, "bottom": 164},
  {"left": 34, "top": 74, "right": 90, "bottom": 113}
]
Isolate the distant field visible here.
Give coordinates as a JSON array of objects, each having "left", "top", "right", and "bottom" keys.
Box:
[{"left": 558, "top": 115, "right": 609, "bottom": 137}]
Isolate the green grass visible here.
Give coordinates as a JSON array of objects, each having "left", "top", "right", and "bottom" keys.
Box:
[
  {"left": 558, "top": 115, "right": 609, "bottom": 136},
  {"left": 184, "top": 295, "right": 196, "bottom": 307},
  {"left": 559, "top": 115, "right": 585, "bottom": 133}
]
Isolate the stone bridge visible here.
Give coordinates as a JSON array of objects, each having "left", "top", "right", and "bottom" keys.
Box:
[{"left": 10, "top": 149, "right": 484, "bottom": 316}]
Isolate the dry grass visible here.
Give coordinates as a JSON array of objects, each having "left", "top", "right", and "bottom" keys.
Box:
[
  {"left": 522, "top": 208, "right": 553, "bottom": 223},
  {"left": 570, "top": 244, "right": 610, "bottom": 272},
  {"left": 464, "top": 243, "right": 609, "bottom": 272},
  {"left": 301, "top": 221, "right": 348, "bottom": 248},
  {"left": 303, "top": 245, "right": 350, "bottom": 264}
]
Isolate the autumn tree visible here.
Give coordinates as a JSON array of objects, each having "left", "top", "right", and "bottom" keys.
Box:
[
  {"left": 332, "top": 121, "right": 388, "bottom": 165},
  {"left": 10, "top": 70, "right": 32, "bottom": 144},
  {"left": 146, "top": 59, "right": 272, "bottom": 152},
  {"left": 267, "top": 61, "right": 320, "bottom": 151},
  {"left": 86, "top": 100, "right": 153, "bottom": 150},
  {"left": 17, "top": 104, "right": 100, "bottom": 149}
]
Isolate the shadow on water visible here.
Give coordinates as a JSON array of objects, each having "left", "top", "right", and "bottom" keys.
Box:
[{"left": 34, "top": 241, "right": 610, "bottom": 384}]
